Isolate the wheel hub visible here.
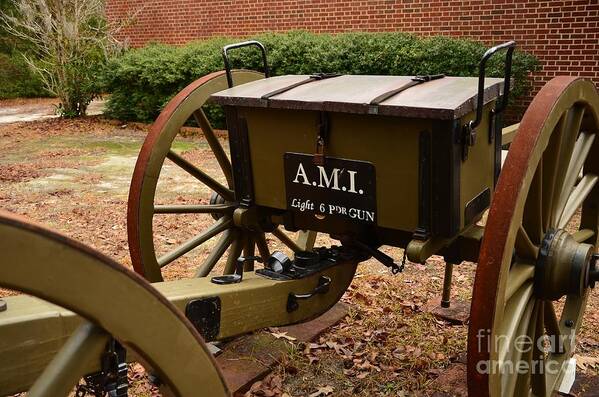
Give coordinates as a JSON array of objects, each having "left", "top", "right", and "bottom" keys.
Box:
[{"left": 534, "top": 229, "right": 595, "bottom": 300}]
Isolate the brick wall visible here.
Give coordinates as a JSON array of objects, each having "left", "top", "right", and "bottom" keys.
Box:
[{"left": 106, "top": 0, "right": 599, "bottom": 113}]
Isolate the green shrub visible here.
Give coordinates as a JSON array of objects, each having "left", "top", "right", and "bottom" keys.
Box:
[
  {"left": 103, "top": 31, "right": 539, "bottom": 124},
  {"left": 0, "top": 52, "right": 47, "bottom": 98}
]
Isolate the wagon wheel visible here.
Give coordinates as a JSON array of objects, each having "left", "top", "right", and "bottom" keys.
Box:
[
  {"left": 468, "top": 77, "right": 599, "bottom": 396},
  {"left": 128, "top": 70, "right": 317, "bottom": 282},
  {"left": 0, "top": 210, "right": 228, "bottom": 396}
]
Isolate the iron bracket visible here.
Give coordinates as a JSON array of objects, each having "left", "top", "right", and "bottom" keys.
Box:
[
  {"left": 461, "top": 123, "right": 477, "bottom": 161},
  {"left": 590, "top": 253, "right": 599, "bottom": 288},
  {"left": 185, "top": 297, "right": 221, "bottom": 341},
  {"left": 76, "top": 339, "right": 128, "bottom": 397},
  {"left": 211, "top": 255, "right": 263, "bottom": 285},
  {"left": 314, "top": 112, "right": 330, "bottom": 165},
  {"left": 287, "top": 275, "right": 332, "bottom": 312},
  {"left": 340, "top": 237, "right": 403, "bottom": 274}
]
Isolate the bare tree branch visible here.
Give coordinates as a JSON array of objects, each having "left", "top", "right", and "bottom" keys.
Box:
[{"left": 0, "top": 0, "right": 134, "bottom": 117}]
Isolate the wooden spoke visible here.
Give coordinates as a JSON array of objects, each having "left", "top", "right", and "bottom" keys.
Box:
[
  {"left": 550, "top": 106, "right": 585, "bottom": 226},
  {"left": 193, "top": 109, "right": 234, "bottom": 187},
  {"left": 167, "top": 150, "right": 234, "bottom": 201},
  {"left": 541, "top": 118, "right": 565, "bottom": 230},
  {"left": 195, "top": 229, "right": 235, "bottom": 277},
  {"left": 127, "top": 71, "right": 318, "bottom": 281},
  {"left": 297, "top": 230, "right": 317, "bottom": 252},
  {"left": 512, "top": 310, "right": 536, "bottom": 396},
  {"left": 223, "top": 232, "right": 244, "bottom": 274},
  {"left": 506, "top": 262, "right": 535, "bottom": 302},
  {"left": 557, "top": 173, "right": 598, "bottom": 228},
  {"left": 498, "top": 283, "right": 533, "bottom": 365},
  {"left": 555, "top": 132, "right": 596, "bottom": 218},
  {"left": 515, "top": 225, "right": 539, "bottom": 260},
  {"left": 572, "top": 228, "right": 595, "bottom": 243},
  {"left": 523, "top": 161, "right": 544, "bottom": 244},
  {"left": 272, "top": 227, "right": 302, "bottom": 253},
  {"left": 255, "top": 232, "right": 271, "bottom": 262},
  {"left": 153, "top": 203, "right": 236, "bottom": 214},
  {"left": 158, "top": 217, "right": 232, "bottom": 267},
  {"left": 544, "top": 302, "right": 562, "bottom": 351},
  {"left": 503, "top": 299, "right": 536, "bottom": 396},
  {"left": 28, "top": 323, "right": 109, "bottom": 397}
]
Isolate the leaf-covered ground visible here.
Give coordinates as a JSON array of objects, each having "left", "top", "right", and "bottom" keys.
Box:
[{"left": 0, "top": 117, "right": 597, "bottom": 396}]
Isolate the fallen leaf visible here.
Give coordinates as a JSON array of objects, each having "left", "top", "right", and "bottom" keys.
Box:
[
  {"left": 575, "top": 354, "right": 599, "bottom": 370},
  {"left": 308, "top": 385, "right": 334, "bottom": 397},
  {"left": 270, "top": 331, "right": 297, "bottom": 341}
]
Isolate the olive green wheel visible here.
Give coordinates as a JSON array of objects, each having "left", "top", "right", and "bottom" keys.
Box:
[
  {"left": 128, "top": 70, "right": 317, "bottom": 282},
  {"left": 468, "top": 77, "right": 599, "bottom": 396},
  {"left": 0, "top": 210, "right": 228, "bottom": 396}
]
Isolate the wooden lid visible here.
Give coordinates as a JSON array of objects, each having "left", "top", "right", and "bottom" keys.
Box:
[{"left": 210, "top": 74, "right": 504, "bottom": 120}]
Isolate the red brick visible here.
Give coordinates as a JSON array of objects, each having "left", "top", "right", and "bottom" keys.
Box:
[{"left": 104, "top": 0, "right": 599, "bottom": 112}]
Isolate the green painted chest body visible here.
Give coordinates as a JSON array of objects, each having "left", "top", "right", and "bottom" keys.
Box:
[{"left": 211, "top": 74, "right": 504, "bottom": 246}]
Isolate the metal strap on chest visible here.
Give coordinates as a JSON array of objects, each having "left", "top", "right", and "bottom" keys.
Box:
[
  {"left": 260, "top": 73, "right": 444, "bottom": 166},
  {"left": 369, "top": 74, "right": 445, "bottom": 105},
  {"left": 260, "top": 73, "right": 341, "bottom": 100},
  {"left": 259, "top": 73, "right": 340, "bottom": 165}
]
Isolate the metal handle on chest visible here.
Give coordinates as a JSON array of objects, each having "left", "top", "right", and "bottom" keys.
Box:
[
  {"left": 470, "top": 41, "right": 516, "bottom": 131},
  {"left": 222, "top": 40, "right": 270, "bottom": 88}
]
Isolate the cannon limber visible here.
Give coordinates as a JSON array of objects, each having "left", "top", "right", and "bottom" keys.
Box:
[{"left": 1, "top": 41, "right": 598, "bottom": 396}]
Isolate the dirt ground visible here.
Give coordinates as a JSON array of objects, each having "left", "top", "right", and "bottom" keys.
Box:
[
  {"left": 0, "top": 98, "right": 105, "bottom": 125},
  {"left": 0, "top": 116, "right": 597, "bottom": 396}
]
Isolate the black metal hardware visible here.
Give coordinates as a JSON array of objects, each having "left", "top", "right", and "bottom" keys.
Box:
[
  {"left": 314, "top": 112, "right": 330, "bottom": 165},
  {"left": 222, "top": 40, "right": 270, "bottom": 88},
  {"left": 461, "top": 124, "right": 477, "bottom": 161},
  {"left": 470, "top": 41, "right": 516, "bottom": 131},
  {"left": 293, "top": 250, "right": 321, "bottom": 269},
  {"left": 341, "top": 237, "right": 402, "bottom": 274},
  {"left": 209, "top": 191, "right": 226, "bottom": 220},
  {"left": 590, "top": 254, "right": 599, "bottom": 288},
  {"left": 266, "top": 251, "right": 293, "bottom": 273},
  {"left": 431, "top": 119, "right": 461, "bottom": 238},
  {"left": 369, "top": 74, "right": 445, "bottom": 106},
  {"left": 76, "top": 339, "right": 128, "bottom": 397},
  {"left": 492, "top": 110, "right": 504, "bottom": 185},
  {"left": 462, "top": 41, "right": 515, "bottom": 161},
  {"left": 261, "top": 73, "right": 340, "bottom": 100},
  {"left": 287, "top": 275, "right": 332, "bottom": 312},
  {"left": 464, "top": 188, "right": 491, "bottom": 226},
  {"left": 416, "top": 129, "right": 432, "bottom": 240},
  {"left": 211, "top": 255, "right": 263, "bottom": 285},
  {"left": 225, "top": 108, "right": 254, "bottom": 206},
  {"left": 413, "top": 74, "right": 445, "bottom": 83},
  {"left": 533, "top": 228, "right": 558, "bottom": 299},
  {"left": 488, "top": 109, "right": 496, "bottom": 144},
  {"left": 185, "top": 297, "right": 221, "bottom": 341},
  {"left": 256, "top": 247, "right": 343, "bottom": 281},
  {"left": 0, "top": 299, "right": 6, "bottom": 312}
]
